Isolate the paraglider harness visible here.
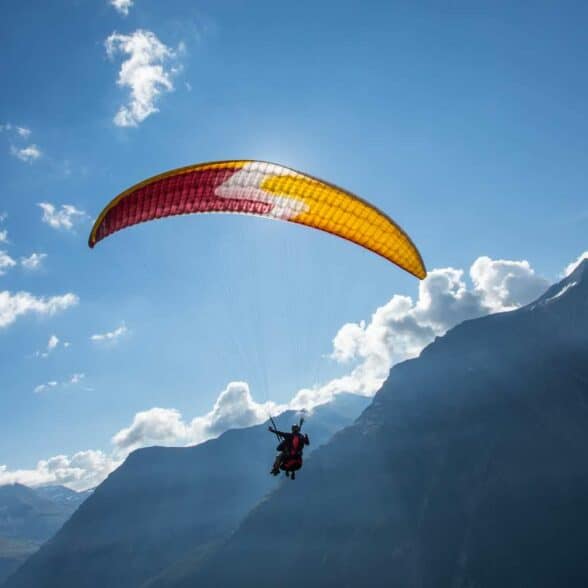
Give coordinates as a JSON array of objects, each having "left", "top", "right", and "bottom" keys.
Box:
[{"left": 269, "top": 416, "right": 308, "bottom": 478}]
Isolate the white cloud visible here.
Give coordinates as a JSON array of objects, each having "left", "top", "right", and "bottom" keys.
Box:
[
  {"left": 0, "top": 382, "right": 275, "bottom": 490},
  {"left": 35, "top": 334, "right": 60, "bottom": 358},
  {"left": 0, "top": 230, "right": 8, "bottom": 244},
  {"left": 39, "top": 202, "right": 86, "bottom": 231},
  {"left": 35, "top": 335, "right": 59, "bottom": 358},
  {"left": 11, "top": 144, "right": 41, "bottom": 163},
  {"left": 0, "top": 290, "right": 78, "bottom": 328},
  {"left": 0, "top": 251, "right": 16, "bottom": 275},
  {"left": 1, "top": 124, "right": 31, "bottom": 138},
  {"left": 563, "top": 251, "right": 588, "bottom": 277},
  {"left": 69, "top": 373, "right": 85, "bottom": 384},
  {"left": 112, "top": 407, "right": 190, "bottom": 451},
  {"left": 34, "top": 381, "right": 58, "bottom": 394},
  {"left": 91, "top": 322, "right": 127, "bottom": 342},
  {"left": 470, "top": 256, "right": 549, "bottom": 312},
  {"left": 112, "top": 381, "right": 279, "bottom": 453},
  {"left": 110, "top": 0, "right": 134, "bottom": 15},
  {"left": 0, "top": 450, "right": 118, "bottom": 492},
  {"left": 105, "top": 30, "right": 179, "bottom": 127},
  {"left": 292, "top": 256, "right": 550, "bottom": 409},
  {"left": 34, "top": 373, "right": 86, "bottom": 393},
  {"left": 21, "top": 252, "right": 47, "bottom": 270},
  {"left": 0, "top": 213, "right": 6, "bottom": 223}
]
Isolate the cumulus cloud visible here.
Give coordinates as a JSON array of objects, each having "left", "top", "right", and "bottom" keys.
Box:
[
  {"left": 110, "top": 0, "right": 134, "bottom": 15},
  {"left": 564, "top": 251, "right": 588, "bottom": 277},
  {"left": 2, "top": 382, "right": 275, "bottom": 490},
  {"left": 0, "top": 450, "right": 118, "bottom": 492},
  {"left": 292, "top": 256, "right": 550, "bottom": 409},
  {"left": 112, "top": 407, "right": 190, "bottom": 451},
  {"left": 91, "top": 322, "right": 127, "bottom": 342},
  {"left": 0, "top": 251, "right": 16, "bottom": 275},
  {"left": 0, "top": 291, "right": 78, "bottom": 328},
  {"left": 38, "top": 202, "right": 86, "bottom": 231},
  {"left": 11, "top": 144, "right": 41, "bottom": 163},
  {"left": 105, "top": 30, "right": 179, "bottom": 127},
  {"left": 21, "top": 252, "right": 47, "bottom": 270},
  {"left": 16, "top": 126, "right": 31, "bottom": 138},
  {"left": 470, "top": 256, "right": 549, "bottom": 312},
  {"left": 112, "top": 381, "right": 279, "bottom": 453}
]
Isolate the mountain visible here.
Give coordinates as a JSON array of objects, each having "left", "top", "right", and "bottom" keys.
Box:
[
  {"left": 0, "top": 484, "right": 90, "bottom": 584},
  {"left": 3, "top": 394, "right": 369, "bottom": 588},
  {"left": 34, "top": 486, "right": 92, "bottom": 509},
  {"left": 165, "top": 260, "right": 588, "bottom": 588},
  {"left": 0, "top": 484, "right": 62, "bottom": 544}
]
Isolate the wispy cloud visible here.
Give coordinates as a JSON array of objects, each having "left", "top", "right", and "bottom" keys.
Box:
[
  {"left": 105, "top": 29, "right": 180, "bottom": 127},
  {"left": 38, "top": 202, "right": 86, "bottom": 231},
  {"left": 0, "top": 251, "right": 17, "bottom": 275},
  {"left": 69, "top": 373, "right": 85, "bottom": 384},
  {"left": 0, "top": 291, "right": 78, "bottom": 328},
  {"left": 91, "top": 322, "right": 128, "bottom": 342},
  {"left": 0, "top": 214, "right": 7, "bottom": 244},
  {"left": 34, "top": 381, "right": 58, "bottom": 394},
  {"left": 11, "top": 144, "right": 42, "bottom": 163},
  {"left": 110, "top": 0, "right": 134, "bottom": 16},
  {"left": 16, "top": 126, "right": 31, "bottom": 138},
  {"left": 35, "top": 334, "right": 60, "bottom": 358},
  {"left": 21, "top": 252, "right": 47, "bottom": 270},
  {"left": 34, "top": 373, "right": 86, "bottom": 394}
]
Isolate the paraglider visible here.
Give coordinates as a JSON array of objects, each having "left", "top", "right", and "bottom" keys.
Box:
[
  {"left": 88, "top": 159, "right": 427, "bottom": 279},
  {"left": 268, "top": 417, "right": 309, "bottom": 480},
  {"left": 89, "top": 159, "right": 428, "bottom": 481}
]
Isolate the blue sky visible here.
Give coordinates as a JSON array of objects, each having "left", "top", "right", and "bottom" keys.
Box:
[{"left": 0, "top": 0, "right": 586, "bottom": 489}]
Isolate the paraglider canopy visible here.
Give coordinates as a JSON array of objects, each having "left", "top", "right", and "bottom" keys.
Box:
[{"left": 89, "top": 160, "right": 426, "bottom": 279}]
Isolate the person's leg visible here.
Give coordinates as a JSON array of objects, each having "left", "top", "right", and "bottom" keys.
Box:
[{"left": 271, "top": 452, "right": 284, "bottom": 475}]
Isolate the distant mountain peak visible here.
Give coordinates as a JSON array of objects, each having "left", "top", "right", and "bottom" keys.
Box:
[{"left": 526, "top": 257, "right": 587, "bottom": 311}]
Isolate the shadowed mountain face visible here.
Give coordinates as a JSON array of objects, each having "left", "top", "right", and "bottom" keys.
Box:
[
  {"left": 0, "top": 485, "right": 89, "bottom": 584},
  {"left": 169, "top": 261, "right": 588, "bottom": 588},
  {"left": 3, "top": 394, "right": 368, "bottom": 588}
]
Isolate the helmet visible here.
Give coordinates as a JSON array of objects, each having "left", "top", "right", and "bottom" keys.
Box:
[{"left": 291, "top": 424, "right": 300, "bottom": 433}]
